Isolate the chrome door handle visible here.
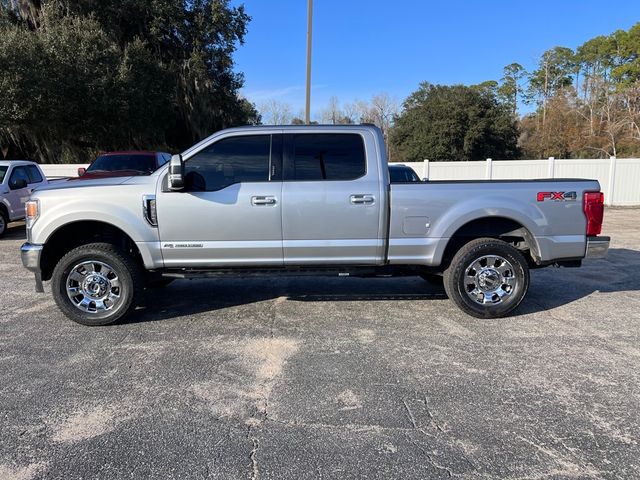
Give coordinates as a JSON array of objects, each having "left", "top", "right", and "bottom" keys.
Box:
[
  {"left": 350, "top": 194, "right": 375, "bottom": 205},
  {"left": 251, "top": 195, "right": 277, "bottom": 206}
]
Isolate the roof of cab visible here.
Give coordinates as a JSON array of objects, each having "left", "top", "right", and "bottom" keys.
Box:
[{"left": 0, "top": 160, "right": 37, "bottom": 166}]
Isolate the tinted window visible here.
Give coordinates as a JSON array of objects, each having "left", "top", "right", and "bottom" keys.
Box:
[
  {"left": 389, "top": 166, "right": 420, "bottom": 183},
  {"left": 292, "top": 134, "right": 365, "bottom": 181},
  {"left": 184, "top": 135, "right": 271, "bottom": 191},
  {"left": 9, "top": 166, "right": 29, "bottom": 186},
  {"left": 87, "top": 154, "right": 156, "bottom": 174},
  {"left": 0, "top": 166, "right": 7, "bottom": 184},
  {"left": 26, "top": 165, "right": 43, "bottom": 183}
]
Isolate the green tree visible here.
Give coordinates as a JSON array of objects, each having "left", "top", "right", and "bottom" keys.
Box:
[
  {"left": 391, "top": 82, "right": 519, "bottom": 161},
  {"left": 497, "top": 63, "right": 526, "bottom": 116},
  {"left": 526, "top": 47, "right": 575, "bottom": 126},
  {"left": 0, "top": 0, "right": 259, "bottom": 162}
]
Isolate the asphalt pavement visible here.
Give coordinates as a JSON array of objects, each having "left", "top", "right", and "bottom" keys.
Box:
[{"left": 1, "top": 208, "right": 639, "bottom": 479}]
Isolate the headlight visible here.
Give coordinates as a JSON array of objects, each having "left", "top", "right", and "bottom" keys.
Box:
[{"left": 25, "top": 199, "right": 39, "bottom": 230}]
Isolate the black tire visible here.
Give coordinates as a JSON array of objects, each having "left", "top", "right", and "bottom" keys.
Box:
[
  {"left": 51, "top": 242, "right": 143, "bottom": 326},
  {"left": 443, "top": 237, "right": 529, "bottom": 319},
  {"left": 0, "top": 209, "right": 7, "bottom": 238}
]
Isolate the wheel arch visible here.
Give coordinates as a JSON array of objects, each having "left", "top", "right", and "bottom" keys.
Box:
[
  {"left": 40, "top": 220, "right": 143, "bottom": 281},
  {"left": 436, "top": 216, "right": 541, "bottom": 269}
]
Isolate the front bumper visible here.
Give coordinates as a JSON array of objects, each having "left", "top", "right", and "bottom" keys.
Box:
[
  {"left": 586, "top": 236, "right": 610, "bottom": 259},
  {"left": 21, "top": 243, "right": 44, "bottom": 292}
]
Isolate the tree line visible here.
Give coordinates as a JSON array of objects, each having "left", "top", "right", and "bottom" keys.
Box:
[
  {"left": 266, "top": 22, "right": 640, "bottom": 162},
  {"left": 1, "top": 2, "right": 639, "bottom": 163},
  {"left": 0, "top": 0, "right": 259, "bottom": 163}
]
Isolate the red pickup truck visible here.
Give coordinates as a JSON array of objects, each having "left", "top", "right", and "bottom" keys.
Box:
[{"left": 77, "top": 151, "right": 172, "bottom": 179}]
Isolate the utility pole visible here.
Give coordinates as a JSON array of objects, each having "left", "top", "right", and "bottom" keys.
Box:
[{"left": 305, "top": 0, "right": 313, "bottom": 124}]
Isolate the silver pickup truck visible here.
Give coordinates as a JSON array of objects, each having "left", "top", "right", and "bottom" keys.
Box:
[{"left": 20, "top": 125, "right": 609, "bottom": 325}]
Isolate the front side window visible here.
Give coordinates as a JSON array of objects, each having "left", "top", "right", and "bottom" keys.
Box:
[
  {"left": 9, "top": 166, "right": 29, "bottom": 186},
  {"left": 184, "top": 135, "right": 272, "bottom": 191},
  {"left": 292, "top": 133, "right": 366, "bottom": 181}
]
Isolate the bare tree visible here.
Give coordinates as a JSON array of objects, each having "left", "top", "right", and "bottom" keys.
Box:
[
  {"left": 321, "top": 96, "right": 342, "bottom": 124},
  {"left": 342, "top": 101, "right": 360, "bottom": 124},
  {"left": 258, "top": 99, "right": 293, "bottom": 125},
  {"left": 370, "top": 93, "right": 398, "bottom": 135}
]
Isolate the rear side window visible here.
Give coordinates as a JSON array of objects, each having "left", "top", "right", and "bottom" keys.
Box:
[
  {"left": 184, "top": 135, "right": 272, "bottom": 191},
  {"left": 26, "top": 165, "right": 43, "bottom": 183},
  {"left": 0, "top": 166, "right": 7, "bottom": 184},
  {"left": 292, "top": 134, "right": 365, "bottom": 181}
]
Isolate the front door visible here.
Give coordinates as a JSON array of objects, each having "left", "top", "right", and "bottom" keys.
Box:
[
  {"left": 6, "top": 166, "right": 31, "bottom": 220},
  {"left": 281, "top": 132, "right": 383, "bottom": 265},
  {"left": 156, "top": 133, "right": 283, "bottom": 267}
]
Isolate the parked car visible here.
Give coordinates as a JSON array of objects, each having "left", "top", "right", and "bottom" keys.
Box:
[
  {"left": 389, "top": 164, "right": 422, "bottom": 183},
  {"left": 20, "top": 125, "right": 609, "bottom": 325},
  {"left": 75, "top": 151, "right": 171, "bottom": 179},
  {"left": 0, "top": 160, "right": 48, "bottom": 237}
]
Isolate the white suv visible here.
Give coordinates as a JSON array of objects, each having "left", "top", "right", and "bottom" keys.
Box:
[{"left": 0, "top": 161, "right": 48, "bottom": 237}]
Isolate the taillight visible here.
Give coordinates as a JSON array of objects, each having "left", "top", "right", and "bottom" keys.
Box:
[{"left": 583, "top": 192, "right": 604, "bottom": 236}]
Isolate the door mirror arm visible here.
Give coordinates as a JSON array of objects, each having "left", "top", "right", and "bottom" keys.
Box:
[{"left": 168, "top": 154, "right": 184, "bottom": 191}]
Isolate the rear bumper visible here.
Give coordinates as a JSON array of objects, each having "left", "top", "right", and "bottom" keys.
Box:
[
  {"left": 586, "top": 236, "right": 610, "bottom": 259},
  {"left": 20, "top": 243, "right": 44, "bottom": 292}
]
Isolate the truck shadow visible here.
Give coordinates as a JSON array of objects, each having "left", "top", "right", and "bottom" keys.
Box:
[
  {"left": 2, "top": 223, "right": 26, "bottom": 240},
  {"left": 516, "top": 247, "right": 640, "bottom": 316},
  {"left": 130, "top": 247, "right": 640, "bottom": 323}
]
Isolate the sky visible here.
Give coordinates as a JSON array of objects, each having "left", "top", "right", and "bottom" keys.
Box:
[{"left": 232, "top": 0, "right": 640, "bottom": 120}]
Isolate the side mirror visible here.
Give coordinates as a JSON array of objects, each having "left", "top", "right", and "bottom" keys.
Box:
[
  {"left": 168, "top": 154, "right": 184, "bottom": 191},
  {"left": 77, "top": 167, "right": 86, "bottom": 176},
  {"left": 10, "top": 178, "right": 28, "bottom": 190}
]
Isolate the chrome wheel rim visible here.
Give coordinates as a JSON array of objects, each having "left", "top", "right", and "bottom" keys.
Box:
[
  {"left": 464, "top": 255, "right": 517, "bottom": 305},
  {"left": 66, "top": 260, "right": 122, "bottom": 313}
]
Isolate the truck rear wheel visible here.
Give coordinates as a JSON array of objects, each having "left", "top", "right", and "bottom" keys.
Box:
[
  {"left": 51, "top": 243, "right": 143, "bottom": 326},
  {"left": 443, "top": 238, "right": 529, "bottom": 318}
]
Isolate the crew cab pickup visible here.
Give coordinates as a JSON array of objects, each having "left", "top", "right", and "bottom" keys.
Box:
[
  {"left": 20, "top": 125, "right": 609, "bottom": 325},
  {"left": 0, "top": 160, "right": 48, "bottom": 237}
]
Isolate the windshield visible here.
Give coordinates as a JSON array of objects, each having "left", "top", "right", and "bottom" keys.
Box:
[
  {"left": 0, "top": 166, "right": 7, "bottom": 183},
  {"left": 87, "top": 154, "right": 156, "bottom": 174}
]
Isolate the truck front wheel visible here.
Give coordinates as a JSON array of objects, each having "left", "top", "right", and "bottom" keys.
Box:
[
  {"left": 51, "top": 243, "right": 143, "bottom": 326},
  {"left": 443, "top": 238, "right": 529, "bottom": 318},
  {"left": 0, "top": 209, "right": 7, "bottom": 238}
]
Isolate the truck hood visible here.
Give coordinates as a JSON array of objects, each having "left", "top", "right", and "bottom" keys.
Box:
[
  {"left": 34, "top": 175, "right": 135, "bottom": 192},
  {"left": 71, "top": 169, "right": 150, "bottom": 180}
]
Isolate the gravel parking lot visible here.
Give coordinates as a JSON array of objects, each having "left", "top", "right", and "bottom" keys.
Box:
[{"left": 1, "top": 208, "right": 639, "bottom": 479}]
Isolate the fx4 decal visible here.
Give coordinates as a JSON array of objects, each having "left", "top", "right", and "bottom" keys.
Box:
[{"left": 537, "top": 191, "right": 577, "bottom": 202}]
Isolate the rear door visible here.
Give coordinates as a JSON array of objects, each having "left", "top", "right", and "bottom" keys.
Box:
[
  {"left": 156, "top": 133, "right": 284, "bottom": 267},
  {"left": 281, "top": 131, "right": 383, "bottom": 265}
]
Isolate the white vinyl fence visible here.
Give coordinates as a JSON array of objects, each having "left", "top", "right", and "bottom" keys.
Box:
[
  {"left": 399, "top": 157, "right": 640, "bottom": 206},
  {"left": 42, "top": 164, "right": 89, "bottom": 179},
  {"left": 41, "top": 157, "right": 640, "bottom": 206}
]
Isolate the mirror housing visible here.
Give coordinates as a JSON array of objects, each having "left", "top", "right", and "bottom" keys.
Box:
[
  {"left": 10, "top": 178, "right": 28, "bottom": 190},
  {"left": 168, "top": 154, "right": 184, "bottom": 191},
  {"left": 77, "top": 167, "right": 86, "bottom": 176}
]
